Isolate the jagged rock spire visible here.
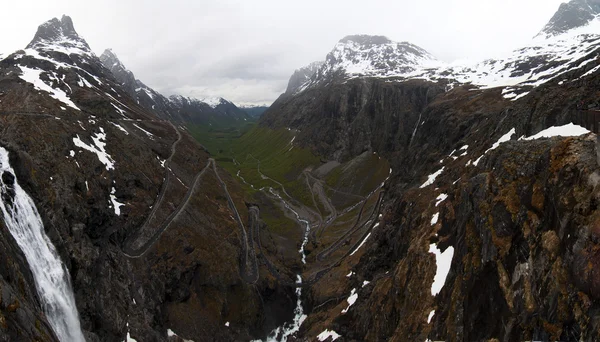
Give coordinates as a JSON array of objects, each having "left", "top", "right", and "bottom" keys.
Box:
[{"left": 26, "top": 15, "right": 91, "bottom": 54}]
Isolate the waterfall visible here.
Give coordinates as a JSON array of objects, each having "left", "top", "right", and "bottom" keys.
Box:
[
  {"left": 259, "top": 188, "right": 308, "bottom": 342},
  {"left": 0, "top": 147, "right": 85, "bottom": 342}
]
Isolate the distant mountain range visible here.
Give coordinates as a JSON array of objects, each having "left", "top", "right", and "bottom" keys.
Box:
[
  {"left": 284, "top": 2, "right": 600, "bottom": 102},
  {"left": 238, "top": 105, "right": 269, "bottom": 118},
  {"left": 99, "top": 48, "right": 250, "bottom": 126},
  {"left": 3, "top": 0, "right": 600, "bottom": 340}
]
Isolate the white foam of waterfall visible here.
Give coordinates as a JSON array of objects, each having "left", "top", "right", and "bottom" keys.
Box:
[{"left": 0, "top": 147, "right": 85, "bottom": 342}]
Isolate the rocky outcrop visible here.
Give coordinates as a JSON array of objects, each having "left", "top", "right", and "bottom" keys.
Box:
[
  {"left": 99, "top": 49, "right": 138, "bottom": 98},
  {"left": 26, "top": 15, "right": 91, "bottom": 53},
  {"left": 538, "top": 0, "right": 600, "bottom": 37},
  {"left": 262, "top": 78, "right": 446, "bottom": 161},
  {"left": 0, "top": 16, "right": 289, "bottom": 342},
  {"left": 262, "top": 36, "right": 600, "bottom": 339},
  {"left": 285, "top": 61, "right": 323, "bottom": 95}
]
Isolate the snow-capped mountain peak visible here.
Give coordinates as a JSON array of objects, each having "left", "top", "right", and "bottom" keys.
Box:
[
  {"left": 26, "top": 15, "right": 93, "bottom": 57},
  {"left": 538, "top": 0, "right": 600, "bottom": 37},
  {"left": 294, "top": 34, "right": 440, "bottom": 93},
  {"left": 293, "top": 4, "right": 600, "bottom": 102},
  {"left": 201, "top": 97, "right": 226, "bottom": 108},
  {"left": 322, "top": 34, "right": 439, "bottom": 79}
]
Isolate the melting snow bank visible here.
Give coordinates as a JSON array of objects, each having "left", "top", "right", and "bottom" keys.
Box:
[
  {"left": 17, "top": 66, "right": 80, "bottom": 110},
  {"left": 420, "top": 167, "right": 445, "bottom": 188},
  {"left": 132, "top": 123, "right": 154, "bottom": 138},
  {"left": 124, "top": 322, "right": 137, "bottom": 342},
  {"left": 317, "top": 330, "right": 341, "bottom": 341},
  {"left": 167, "top": 329, "right": 194, "bottom": 341},
  {"left": 473, "top": 128, "right": 516, "bottom": 166},
  {"left": 0, "top": 147, "right": 85, "bottom": 342},
  {"left": 428, "top": 310, "right": 435, "bottom": 324},
  {"left": 341, "top": 288, "right": 358, "bottom": 314},
  {"left": 257, "top": 276, "right": 307, "bottom": 342},
  {"left": 73, "top": 127, "right": 115, "bottom": 171},
  {"left": 109, "top": 187, "right": 125, "bottom": 215},
  {"left": 521, "top": 123, "right": 590, "bottom": 140},
  {"left": 430, "top": 213, "right": 439, "bottom": 226},
  {"left": 429, "top": 243, "right": 454, "bottom": 296}
]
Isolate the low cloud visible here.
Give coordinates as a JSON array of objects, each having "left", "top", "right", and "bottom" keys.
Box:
[{"left": 0, "top": 0, "right": 567, "bottom": 105}]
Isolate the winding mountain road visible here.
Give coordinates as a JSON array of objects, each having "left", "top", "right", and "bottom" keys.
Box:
[{"left": 211, "top": 159, "right": 259, "bottom": 284}]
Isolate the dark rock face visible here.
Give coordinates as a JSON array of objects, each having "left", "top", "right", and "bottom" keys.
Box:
[
  {"left": 261, "top": 24, "right": 600, "bottom": 339},
  {"left": 99, "top": 49, "right": 138, "bottom": 98},
  {"left": 0, "top": 16, "right": 286, "bottom": 342},
  {"left": 285, "top": 61, "right": 323, "bottom": 95},
  {"left": 262, "top": 78, "right": 445, "bottom": 161},
  {"left": 538, "top": 0, "right": 600, "bottom": 37}
]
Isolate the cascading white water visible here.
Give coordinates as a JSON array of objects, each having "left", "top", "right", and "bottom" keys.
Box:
[
  {"left": 0, "top": 147, "right": 85, "bottom": 342},
  {"left": 263, "top": 275, "right": 307, "bottom": 342},
  {"left": 260, "top": 188, "right": 309, "bottom": 342}
]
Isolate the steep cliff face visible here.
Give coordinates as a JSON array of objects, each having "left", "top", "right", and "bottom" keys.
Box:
[
  {"left": 258, "top": 2, "right": 600, "bottom": 339},
  {"left": 263, "top": 78, "right": 445, "bottom": 161},
  {"left": 306, "top": 132, "right": 600, "bottom": 341},
  {"left": 293, "top": 69, "right": 600, "bottom": 340},
  {"left": 0, "top": 16, "right": 290, "bottom": 341},
  {"left": 538, "top": 0, "right": 600, "bottom": 37},
  {"left": 285, "top": 61, "right": 323, "bottom": 95}
]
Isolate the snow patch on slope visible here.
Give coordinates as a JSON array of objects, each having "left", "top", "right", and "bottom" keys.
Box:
[
  {"left": 201, "top": 97, "right": 224, "bottom": 108},
  {"left": 522, "top": 123, "right": 590, "bottom": 140},
  {"left": 341, "top": 288, "right": 358, "bottom": 314},
  {"left": 72, "top": 128, "right": 114, "bottom": 171},
  {"left": 420, "top": 167, "right": 445, "bottom": 188},
  {"left": 18, "top": 66, "right": 80, "bottom": 110},
  {"left": 429, "top": 243, "right": 454, "bottom": 296},
  {"left": 318, "top": 330, "right": 341, "bottom": 341},
  {"left": 473, "top": 128, "right": 516, "bottom": 166}
]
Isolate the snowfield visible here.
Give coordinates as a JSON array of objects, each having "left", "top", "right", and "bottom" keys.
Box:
[
  {"left": 299, "top": 16, "right": 600, "bottom": 100},
  {"left": 521, "top": 123, "right": 590, "bottom": 140}
]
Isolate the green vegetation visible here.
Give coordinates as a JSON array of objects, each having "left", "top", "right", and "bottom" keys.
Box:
[
  {"left": 324, "top": 152, "right": 390, "bottom": 209},
  {"left": 228, "top": 126, "right": 320, "bottom": 208},
  {"left": 189, "top": 123, "right": 391, "bottom": 240},
  {"left": 187, "top": 122, "right": 255, "bottom": 157}
]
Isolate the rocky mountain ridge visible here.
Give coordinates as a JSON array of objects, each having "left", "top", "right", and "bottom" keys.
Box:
[
  {"left": 293, "top": 7, "right": 600, "bottom": 103},
  {"left": 3, "top": 1, "right": 600, "bottom": 341},
  {"left": 257, "top": 0, "right": 600, "bottom": 340},
  {"left": 285, "top": 60, "right": 324, "bottom": 95},
  {"left": 538, "top": 0, "right": 600, "bottom": 37},
  {"left": 99, "top": 49, "right": 250, "bottom": 126},
  {"left": 0, "top": 15, "right": 292, "bottom": 342}
]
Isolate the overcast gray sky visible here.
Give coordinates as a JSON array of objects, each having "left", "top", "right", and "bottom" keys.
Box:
[{"left": 1, "top": 0, "right": 566, "bottom": 105}]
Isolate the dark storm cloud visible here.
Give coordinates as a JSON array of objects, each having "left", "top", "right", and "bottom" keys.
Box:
[{"left": 0, "top": 0, "right": 567, "bottom": 105}]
